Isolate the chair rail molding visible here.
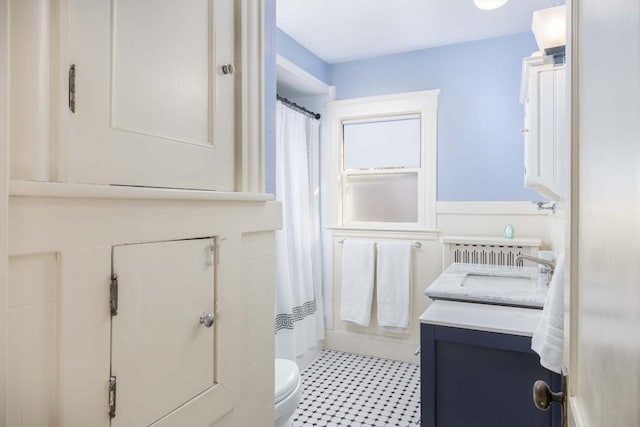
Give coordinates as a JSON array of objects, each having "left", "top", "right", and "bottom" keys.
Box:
[{"left": 436, "top": 201, "right": 550, "bottom": 216}]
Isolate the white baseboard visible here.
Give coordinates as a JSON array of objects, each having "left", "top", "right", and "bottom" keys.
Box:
[
  {"left": 568, "top": 396, "right": 590, "bottom": 427},
  {"left": 324, "top": 330, "right": 420, "bottom": 364}
]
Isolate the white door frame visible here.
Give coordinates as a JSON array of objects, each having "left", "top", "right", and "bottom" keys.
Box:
[
  {"left": 566, "top": 0, "right": 640, "bottom": 425},
  {"left": 0, "top": 0, "right": 9, "bottom": 422}
]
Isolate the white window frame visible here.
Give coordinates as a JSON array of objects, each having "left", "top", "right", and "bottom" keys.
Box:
[{"left": 326, "top": 89, "right": 439, "bottom": 231}]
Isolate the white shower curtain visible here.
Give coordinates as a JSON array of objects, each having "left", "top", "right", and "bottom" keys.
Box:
[{"left": 274, "top": 101, "right": 325, "bottom": 362}]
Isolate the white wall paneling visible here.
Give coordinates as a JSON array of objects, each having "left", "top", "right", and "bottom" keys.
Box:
[
  {"left": 8, "top": 188, "right": 280, "bottom": 427},
  {"left": 8, "top": 253, "right": 58, "bottom": 426},
  {"left": 436, "top": 201, "right": 550, "bottom": 216},
  {"left": 9, "top": 0, "right": 50, "bottom": 181},
  {"left": 326, "top": 229, "right": 441, "bottom": 363},
  {"left": 9, "top": 180, "right": 274, "bottom": 203},
  {"left": 328, "top": 224, "right": 441, "bottom": 364},
  {"left": 437, "top": 209, "right": 550, "bottom": 240},
  {"left": 236, "top": 231, "right": 277, "bottom": 424},
  {"left": 9, "top": 182, "right": 280, "bottom": 256},
  {"left": 4, "top": 0, "right": 271, "bottom": 425},
  {"left": 325, "top": 202, "right": 556, "bottom": 362},
  {"left": 546, "top": 203, "right": 566, "bottom": 255},
  {"left": 58, "top": 247, "right": 111, "bottom": 427}
]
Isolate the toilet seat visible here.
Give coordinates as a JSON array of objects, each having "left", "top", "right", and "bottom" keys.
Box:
[
  {"left": 275, "top": 359, "right": 299, "bottom": 403},
  {"left": 275, "top": 358, "right": 302, "bottom": 427}
]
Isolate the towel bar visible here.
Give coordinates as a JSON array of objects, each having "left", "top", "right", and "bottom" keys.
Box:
[{"left": 337, "top": 239, "right": 422, "bottom": 249}]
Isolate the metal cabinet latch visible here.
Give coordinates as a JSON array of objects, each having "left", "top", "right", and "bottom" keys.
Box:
[
  {"left": 199, "top": 312, "right": 214, "bottom": 328},
  {"left": 222, "top": 64, "right": 234, "bottom": 75}
]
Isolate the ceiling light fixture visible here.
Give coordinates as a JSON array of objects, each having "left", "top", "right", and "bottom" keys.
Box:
[{"left": 474, "top": 0, "right": 508, "bottom": 11}]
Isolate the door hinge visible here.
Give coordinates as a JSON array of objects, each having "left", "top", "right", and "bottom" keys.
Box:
[
  {"left": 68, "top": 64, "right": 76, "bottom": 113},
  {"left": 108, "top": 376, "right": 117, "bottom": 419},
  {"left": 110, "top": 274, "right": 118, "bottom": 316}
]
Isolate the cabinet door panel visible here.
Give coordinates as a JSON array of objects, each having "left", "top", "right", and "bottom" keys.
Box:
[
  {"left": 67, "top": 0, "right": 234, "bottom": 190},
  {"left": 111, "top": 238, "right": 215, "bottom": 427},
  {"left": 523, "top": 77, "right": 536, "bottom": 184},
  {"left": 112, "top": 1, "right": 209, "bottom": 145},
  {"left": 538, "top": 70, "right": 557, "bottom": 187},
  {"left": 522, "top": 61, "right": 566, "bottom": 200}
]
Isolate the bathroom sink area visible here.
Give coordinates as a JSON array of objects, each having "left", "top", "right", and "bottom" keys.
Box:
[{"left": 425, "top": 263, "right": 548, "bottom": 309}]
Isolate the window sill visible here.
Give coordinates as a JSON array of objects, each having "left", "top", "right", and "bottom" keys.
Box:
[{"left": 326, "top": 226, "right": 440, "bottom": 241}]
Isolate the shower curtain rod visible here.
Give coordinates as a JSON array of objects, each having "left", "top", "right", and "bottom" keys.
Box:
[{"left": 277, "top": 95, "right": 321, "bottom": 120}]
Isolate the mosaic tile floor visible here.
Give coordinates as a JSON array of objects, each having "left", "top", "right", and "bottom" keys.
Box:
[{"left": 292, "top": 349, "right": 421, "bottom": 427}]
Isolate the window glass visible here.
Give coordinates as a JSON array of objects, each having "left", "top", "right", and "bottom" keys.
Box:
[
  {"left": 346, "top": 173, "right": 418, "bottom": 223},
  {"left": 343, "top": 116, "right": 421, "bottom": 170}
]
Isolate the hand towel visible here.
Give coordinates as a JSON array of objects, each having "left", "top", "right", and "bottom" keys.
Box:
[
  {"left": 340, "top": 239, "right": 376, "bottom": 326},
  {"left": 376, "top": 241, "right": 412, "bottom": 333},
  {"left": 531, "top": 252, "right": 565, "bottom": 374}
]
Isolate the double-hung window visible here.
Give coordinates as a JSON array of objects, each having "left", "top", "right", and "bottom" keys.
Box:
[{"left": 327, "top": 90, "right": 439, "bottom": 230}]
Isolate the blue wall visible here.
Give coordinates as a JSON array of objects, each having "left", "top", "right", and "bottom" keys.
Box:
[
  {"left": 329, "top": 32, "right": 541, "bottom": 201},
  {"left": 272, "top": 27, "right": 540, "bottom": 201},
  {"left": 277, "top": 29, "right": 330, "bottom": 84},
  {"left": 267, "top": 29, "right": 329, "bottom": 193}
]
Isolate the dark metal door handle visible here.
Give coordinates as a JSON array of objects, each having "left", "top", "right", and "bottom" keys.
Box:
[{"left": 532, "top": 380, "right": 564, "bottom": 411}]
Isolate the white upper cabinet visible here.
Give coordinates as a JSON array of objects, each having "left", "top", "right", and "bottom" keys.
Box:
[
  {"left": 520, "top": 55, "right": 568, "bottom": 200},
  {"left": 64, "top": 0, "right": 235, "bottom": 190}
]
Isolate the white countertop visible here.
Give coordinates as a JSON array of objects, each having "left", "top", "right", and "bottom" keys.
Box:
[
  {"left": 419, "top": 300, "right": 542, "bottom": 337},
  {"left": 425, "top": 263, "right": 548, "bottom": 309}
]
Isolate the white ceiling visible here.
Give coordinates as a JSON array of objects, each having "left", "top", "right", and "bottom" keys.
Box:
[{"left": 277, "top": 0, "right": 564, "bottom": 64}]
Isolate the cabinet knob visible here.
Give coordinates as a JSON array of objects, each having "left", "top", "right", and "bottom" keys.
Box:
[
  {"left": 199, "top": 312, "right": 215, "bottom": 328},
  {"left": 521, "top": 128, "right": 530, "bottom": 133},
  {"left": 222, "top": 64, "right": 235, "bottom": 75},
  {"left": 532, "top": 380, "right": 564, "bottom": 411}
]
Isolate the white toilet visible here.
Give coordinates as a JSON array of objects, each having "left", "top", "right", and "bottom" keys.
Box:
[{"left": 275, "top": 358, "right": 302, "bottom": 427}]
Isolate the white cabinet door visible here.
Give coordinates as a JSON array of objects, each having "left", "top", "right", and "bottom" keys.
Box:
[
  {"left": 66, "top": 0, "right": 234, "bottom": 190},
  {"left": 522, "top": 60, "right": 567, "bottom": 200},
  {"left": 111, "top": 238, "right": 215, "bottom": 427}
]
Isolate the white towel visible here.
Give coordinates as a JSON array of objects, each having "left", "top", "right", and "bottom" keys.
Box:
[
  {"left": 340, "top": 239, "right": 376, "bottom": 326},
  {"left": 531, "top": 252, "right": 565, "bottom": 374},
  {"left": 376, "top": 241, "right": 412, "bottom": 333}
]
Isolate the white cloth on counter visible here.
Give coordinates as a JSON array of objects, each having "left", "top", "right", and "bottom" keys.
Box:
[
  {"left": 531, "top": 252, "right": 565, "bottom": 374},
  {"left": 340, "top": 239, "right": 376, "bottom": 326},
  {"left": 376, "top": 241, "right": 412, "bottom": 333}
]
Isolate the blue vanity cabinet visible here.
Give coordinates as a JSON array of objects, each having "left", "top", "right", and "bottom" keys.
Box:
[{"left": 420, "top": 312, "right": 562, "bottom": 427}]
